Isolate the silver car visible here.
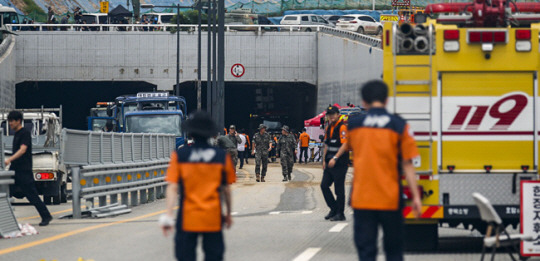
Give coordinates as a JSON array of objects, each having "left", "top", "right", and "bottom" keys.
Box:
[{"left": 280, "top": 14, "right": 332, "bottom": 32}]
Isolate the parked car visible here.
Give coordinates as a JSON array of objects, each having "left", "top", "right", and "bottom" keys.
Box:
[
  {"left": 280, "top": 14, "right": 331, "bottom": 32},
  {"left": 336, "top": 14, "right": 382, "bottom": 35},
  {"left": 322, "top": 15, "right": 341, "bottom": 26}
]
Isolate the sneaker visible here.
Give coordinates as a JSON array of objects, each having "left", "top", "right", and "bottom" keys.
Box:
[
  {"left": 324, "top": 210, "right": 336, "bottom": 220},
  {"left": 39, "top": 216, "right": 53, "bottom": 226},
  {"left": 329, "top": 213, "right": 346, "bottom": 221}
]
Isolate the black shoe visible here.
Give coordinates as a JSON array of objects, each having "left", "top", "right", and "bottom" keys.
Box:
[
  {"left": 282, "top": 177, "right": 288, "bottom": 182},
  {"left": 287, "top": 174, "right": 291, "bottom": 181},
  {"left": 39, "top": 216, "right": 53, "bottom": 226},
  {"left": 329, "top": 213, "right": 346, "bottom": 221},
  {"left": 261, "top": 177, "right": 265, "bottom": 182},
  {"left": 324, "top": 211, "right": 336, "bottom": 220}
]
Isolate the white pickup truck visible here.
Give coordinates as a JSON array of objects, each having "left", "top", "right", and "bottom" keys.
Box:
[{"left": 1, "top": 107, "right": 68, "bottom": 205}]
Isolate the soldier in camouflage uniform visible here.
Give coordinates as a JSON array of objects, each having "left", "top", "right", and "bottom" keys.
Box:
[
  {"left": 277, "top": 125, "right": 297, "bottom": 182},
  {"left": 251, "top": 124, "right": 272, "bottom": 182},
  {"left": 227, "top": 125, "right": 242, "bottom": 169}
]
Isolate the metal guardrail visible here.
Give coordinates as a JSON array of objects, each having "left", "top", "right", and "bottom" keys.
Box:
[
  {"left": 0, "top": 34, "right": 13, "bottom": 58},
  {"left": 61, "top": 129, "right": 175, "bottom": 218},
  {"left": 0, "top": 129, "right": 15, "bottom": 194},
  {"left": 6, "top": 23, "right": 382, "bottom": 48},
  {"left": 0, "top": 129, "right": 18, "bottom": 237},
  {"left": 320, "top": 27, "right": 382, "bottom": 49},
  {"left": 7, "top": 24, "right": 332, "bottom": 33},
  {"left": 61, "top": 129, "right": 175, "bottom": 165}
]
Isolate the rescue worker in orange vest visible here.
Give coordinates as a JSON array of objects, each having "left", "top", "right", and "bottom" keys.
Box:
[
  {"left": 160, "top": 111, "right": 236, "bottom": 261},
  {"left": 331, "top": 80, "right": 422, "bottom": 261},
  {"left": 321, "top": 105, "right": 349, "bottom": 221},
  {"left": 298, "top": 128, "right": 310, "bottom": 164}
]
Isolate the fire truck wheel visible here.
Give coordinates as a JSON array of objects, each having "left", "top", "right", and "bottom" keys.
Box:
[{"left": 357, "top": 27, "right": 364, "bottom": 34}]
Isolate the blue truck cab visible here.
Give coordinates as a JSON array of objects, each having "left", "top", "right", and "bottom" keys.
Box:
[
  {"left": 116, "top": 93, "right": 187, "bottom": 148},
  {"left": 87, "top": 93, "right": 187, "bottom": 148}
]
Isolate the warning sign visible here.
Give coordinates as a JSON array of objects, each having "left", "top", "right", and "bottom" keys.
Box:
[
  {"left": 100, "top": 1, "right": 109, "bottom": 13},
  {"left": 380, "top": 15, "right": 399, "bottom": 24},
  {"left": 231, "top": 64, "right": 245, "bottom": 78}
]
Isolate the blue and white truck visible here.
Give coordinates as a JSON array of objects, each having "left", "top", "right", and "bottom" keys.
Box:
[{"left": 89, "top": 92, "right": 187, "bottom": 148}]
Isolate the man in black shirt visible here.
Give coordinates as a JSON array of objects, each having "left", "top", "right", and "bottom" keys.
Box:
[{"left": 5, "top": 111, "right": 52, "bottom": 226}]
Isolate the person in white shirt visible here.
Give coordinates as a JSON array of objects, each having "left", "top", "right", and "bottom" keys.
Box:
[{"left": 237, "top": 130, "right": 247, "bottom": 169}]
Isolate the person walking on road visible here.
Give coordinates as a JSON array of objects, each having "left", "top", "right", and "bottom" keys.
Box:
[
  {"left": 237, "top": 130, "right": 247, "bottom": 169},
  {"left": 298, "top": 128, "right": 310, "bottom": 163},
  {"left": 227, "top": 125, "right": 242, "bottom": 169},
  {"left": 5, "top": 111, "right": 53, "bottom": 226},
  {"left": 276, "top": 125, "right": 297, "bottom": 182},
  {"left": 332, "top": 80, "right": 422, "bottom": 261},
  {"left": 160, "top": 111, "right": 235, "bottom": 261},
  {"left": 252, "top": 124, "right": 272, "bottom": 182},
  {"left": 321, "top": 105, "right": 349, "bottom": 221},
  {"left": 242, "top": 131, "right": 251, "bottom": 164}
]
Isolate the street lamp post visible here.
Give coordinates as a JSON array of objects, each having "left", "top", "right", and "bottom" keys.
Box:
[{"left": 141, "top": 4, "right": 192, "bottom": 97}]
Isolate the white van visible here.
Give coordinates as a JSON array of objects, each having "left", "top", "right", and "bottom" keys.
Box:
[
  {"left": 0, "top": 5, "right": 19, "bottom": 27},
  {"left": 81, "top": 13, "right": 108, "bottom": 24},
  {"left": 280, "top": 14, "right": 331, "bottom": 32},
  {"left": 145, "top": 12, "right": 175, "bottom": 24}
]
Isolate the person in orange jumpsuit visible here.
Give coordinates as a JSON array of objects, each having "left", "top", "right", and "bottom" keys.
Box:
[
  {"left": 160, "top": 111, "right": 236, "bottom": 261},
  {"left": 298, "top": 128, "right": 310, "bottom": 163}
]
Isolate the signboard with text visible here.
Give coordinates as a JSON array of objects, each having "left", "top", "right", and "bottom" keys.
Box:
[
  {"left": 391, "top": 0, "right": 410, "bottom": 6},
  {"left": 521, "top": 180, "right": 540, "bottom": 256},
  {"left": 100, "top": 1, "right": 109, "bottom": 13}
]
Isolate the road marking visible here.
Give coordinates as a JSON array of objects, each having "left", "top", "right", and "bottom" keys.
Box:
[
  {"left": 301, "top": 211, "right": 313, "bottom": 214},
  {"left": 231, "top": 212, "right": 238, "bottom": 216},
  {"left": 0, "top": 208, "right": 172, "bottom": 256},
  {"left": 292, "top": 248, "right": 321, "bottom": 261},
  {"left": 18, "top": 209, "right": 73, "bottom": 221},
  {"left": 329, "top": 223, "right": 348, "bottom": 232},
  {"left": 269, "top": 211, "right": 280, "bottom": 215}
]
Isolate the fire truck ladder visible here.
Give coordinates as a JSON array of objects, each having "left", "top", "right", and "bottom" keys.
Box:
[{"left": 392, "top": 23, "right": 433, "bottom": 175}]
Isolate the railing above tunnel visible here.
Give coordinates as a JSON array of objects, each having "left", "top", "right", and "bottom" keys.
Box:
[{"left": 6, "top": 23, "right": 382, "bottom": 48}]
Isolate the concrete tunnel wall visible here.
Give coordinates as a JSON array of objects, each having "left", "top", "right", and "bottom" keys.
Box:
[
  {"left": 14, "top": 31, "right": 317, "bottom": 89},
  {"left": 10, "top": 30, "right": 383, "bottom": 114},
  {"left": 316, "top": 33, "right": 383, "bottom": 113},
  {"left": 0, "top": 34, "right": 16, "bottom": 109}
]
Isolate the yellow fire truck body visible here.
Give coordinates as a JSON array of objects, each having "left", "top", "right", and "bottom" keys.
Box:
[{"left": 382, "top": 19, "right": 540, "bottom": 248}]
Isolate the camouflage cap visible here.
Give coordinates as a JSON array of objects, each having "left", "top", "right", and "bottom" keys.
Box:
[
  {"left": 282, "top": 125, "right": 290, "bottom": 132},
  {"left": 258, "top": 124, "right": 267, "bottom": 130},
  {"left": 229, "top": 125, "right": 236, "bottom": 130}
]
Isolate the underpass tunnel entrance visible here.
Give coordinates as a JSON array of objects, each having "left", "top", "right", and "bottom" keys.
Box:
[
  {"left": 16, "top": 81, "right": 156, "bottom": 130},
  {"left": 179, "top": 81, "right": 317, "bottom": 136}
]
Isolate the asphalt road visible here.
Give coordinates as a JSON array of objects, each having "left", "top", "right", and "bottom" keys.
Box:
[{"left": 1, "top": 161, "right": 533, "bottom": 261}]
